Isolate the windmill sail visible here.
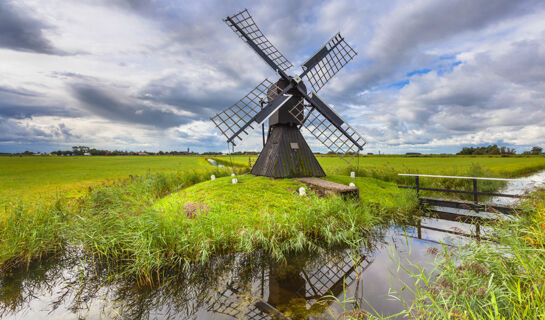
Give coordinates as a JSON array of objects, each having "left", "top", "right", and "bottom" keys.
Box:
[
  {"left": 209, "top": 251, "right": 372, "bottom": 319},
  {"left": 293, "top": 92, "right": 366, "bottom": 162},
  {"left": 225, "top": 9, "right": 292, "bottom": 73},
  {"left": 300, "top": 33, "right": 357, "bottom": 92},
  {"left": 212, "top": 9, "right": 366, "bottom": 175},
  {"left": 211, "top": 79, "right": 282, "bottom": 144}
]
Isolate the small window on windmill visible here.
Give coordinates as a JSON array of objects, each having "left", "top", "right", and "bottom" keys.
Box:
[{"left": 290, "top": 142, "right": 299, "bottom": 150}]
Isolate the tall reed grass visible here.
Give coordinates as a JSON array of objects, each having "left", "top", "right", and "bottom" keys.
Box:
[
  {"left": 0, "top": 168, "right": 240, "bottom": 272},
  {"left": 0, "top": 198, "right": 67, "bottom": 272},
  {"left": 393, "top": 189, "right": 545, "bottom": 319},
  {"left": 68, "top": 173, "right": 417, "bottom": 283}
]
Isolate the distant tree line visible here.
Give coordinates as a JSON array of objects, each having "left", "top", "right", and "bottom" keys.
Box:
[
  {"left": 41, "top": 146, "right": 260, "bottom": 156},
  {"left": 522, "top": 146, "right": 543, "bottom": 155},
  {"left": 457, "top": 145, "right": 516, "bottom": 155},
  {"left": 50, "top": 146, "right": 202, "bottom": 156},
  {"left": 457, "top": 145, "right": 543, "bottom": 155}
]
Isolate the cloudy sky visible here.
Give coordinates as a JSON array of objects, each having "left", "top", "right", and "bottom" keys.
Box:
[{"left": 1, "top": 0, "right": 544, "bottom": 154}]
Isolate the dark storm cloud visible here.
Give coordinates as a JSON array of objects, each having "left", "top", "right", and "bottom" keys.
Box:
[
  {"left": 0, "top": 86, "right": 38, "bottom": 98},
  {"left": 0, "top": 1, "right": 62, "bottom": 54},
  {"left": 138, "top": 74, "right": 261, "bottom": 117},
  {"left": 0, "top": 116, "right": 75, "bottom": 143},
  {"left": 0, "top": 102, "right": 82, "bottom": 120},
  {"left": 0, "top": 85, "right": 83, "bottom": 119},
  {"left": 72, "top": 84, "right": 194, "bottom": 128}
]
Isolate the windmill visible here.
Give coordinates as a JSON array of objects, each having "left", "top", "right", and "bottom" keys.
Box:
[
  {"left": 209, "top": 250, "right": 373, "bottom": 319},
  {"left": 211, "top": 9, "right": 365, "bottom": 178}
]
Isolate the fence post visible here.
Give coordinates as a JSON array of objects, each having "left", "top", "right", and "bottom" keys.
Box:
[
  {"left": 472, "top": 179, "right": 478, "bottom": 204},
  {"left": 415, "top": 176, "right": 420, "bottom": 198}
]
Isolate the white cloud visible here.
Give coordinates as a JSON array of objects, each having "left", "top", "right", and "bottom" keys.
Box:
[{"left": 1, "top": 0, "right": 545, "bottom": 154}]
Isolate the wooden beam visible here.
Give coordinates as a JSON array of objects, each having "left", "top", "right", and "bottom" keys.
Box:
[{"left": 420, "top": 197, "right": 521, "bottom": 215}]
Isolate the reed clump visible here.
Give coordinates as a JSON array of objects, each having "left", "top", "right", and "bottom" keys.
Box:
[
  {"left": 401, "top": 189, "right": 545, "bottom": 319},
  {"left": 0, "top": 198, "right": 67, "bottom": 272},
  {"left": 0, "top": 168, "right": 240, "bottom": 273}
]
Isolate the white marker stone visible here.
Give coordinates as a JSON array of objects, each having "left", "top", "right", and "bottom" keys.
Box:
[
  {"left": 349, "top": 182, "right": 356, "bottom": 187},
  {"left": 232, "top": 178, "right": 238, "bottom": 184},
  {"left": 298, "top": 187, "right": 306, "bottom": 196},
  {"left": 350, "top": 171, "right": 356, "bottom": 178},
  {"left": 210, "top": 175, "right": 216, "bottom": 181},
  {"left": 231, "top": 173, "right": 236, "bottom": 177}
]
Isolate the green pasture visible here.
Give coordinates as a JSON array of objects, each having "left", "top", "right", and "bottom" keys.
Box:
[
  {"left": 0, "top": 155, "right": 211, "bottom": 202},
  {"left": 1, "top": 154, "right": 545, "bottom": 202},
  {"left": 220, "top": 154, "right": 545, "bottom": 176},
  {"left": 1, "top": 154, "right": 545, "bottom": 317},
  {"left": 1, "top": 154, "right": 545, "bottom": 278}
]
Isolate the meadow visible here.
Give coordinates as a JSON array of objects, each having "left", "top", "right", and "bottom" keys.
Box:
[
  {"left": 0, "top": 155, "right": 213, "bottom": 202},
  {"left": 1, "top": 154, "right": 545, "bottom": 318},
  {"left": 3, "top": 154, "right": 545, "bottom": 202}
]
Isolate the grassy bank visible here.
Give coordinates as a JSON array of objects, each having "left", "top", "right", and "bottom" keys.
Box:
[
  {"left": 68, "top": 174, "right": 417, "bottom": 283},
  {"left": 394, "top": 189, "right": 545, "bottom": 319},
  {"left": 0, "top": 168, "right": 417, "bottom": 280},
  {"left": 217, "top": 155, "right": 545, "bottom": 199},
  {"left": 2, "top": 154, "right": 545, "bottom": 285},
  {"left": 0, "top": 168, "right": 238, "bottom": 273}
]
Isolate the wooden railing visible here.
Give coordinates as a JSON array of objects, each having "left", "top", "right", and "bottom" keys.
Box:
[{"left": 397, "top": 173, "right": 527, "bottom": 215}]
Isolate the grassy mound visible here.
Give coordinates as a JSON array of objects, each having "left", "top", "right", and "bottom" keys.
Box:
[
  {"left": 155, "top": 175, "right": 311, "bottom": 216},
  {"left": 68, "top": 174, "right": 416, "bottom": 282}
]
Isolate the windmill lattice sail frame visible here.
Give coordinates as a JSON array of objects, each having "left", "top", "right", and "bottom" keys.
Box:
[
  {"left": 301, "top": 33, "right": 358, "bottom": 93},
  {"left": 288, "top": 100, "right": 366, "bottom": 162},
  {"left": 209, "top": 250, "right": 372, "bottom": 320},
  {"left": 211, "top": 8, "right": 366, "bottom": 175},
  {"left": 224, "top": 9, "right": 293, "bottom": 73},
  {"left": 211, "top": 79, "right": 281, "bottom": 143}
]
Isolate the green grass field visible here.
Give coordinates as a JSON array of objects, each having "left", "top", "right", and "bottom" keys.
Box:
[
  {"left": 0, "top": 156, "right": 214, "bottom": 202},
  {"left": 2, "top": 155, "right": 545, "bottom": 202},
  {"left": 1, "top": 154, "right": 545, "bottom": 277},
  {"left": 223, "top": 154, "right": 545, "bottom": 176},
  {"left": 1, "top": 154, "right": 545, "bottom": 317}
]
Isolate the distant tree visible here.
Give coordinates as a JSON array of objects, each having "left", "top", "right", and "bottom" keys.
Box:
[
  {"left": 457, "top": 144, "right": 515, "bottom": 155},
  {"left": 531, "top": 146, "right": 543, "bottom": 155}
]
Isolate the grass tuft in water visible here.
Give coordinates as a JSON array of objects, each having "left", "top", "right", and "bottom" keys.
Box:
[
  {"left": 394, "top": 189, "right": 545, "bottom": 319},
  {"left": 0, "top": 198, "right": 67, "bottom": 272}
]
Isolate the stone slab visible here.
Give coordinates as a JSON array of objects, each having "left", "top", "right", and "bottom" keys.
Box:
[{"left": 297, "top": 177, "right": 359, "bottom": 199}]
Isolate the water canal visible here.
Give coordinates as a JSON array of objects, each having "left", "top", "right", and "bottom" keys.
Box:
[{"left": 1, "top": 171, "right": 543, "bottom": 319}]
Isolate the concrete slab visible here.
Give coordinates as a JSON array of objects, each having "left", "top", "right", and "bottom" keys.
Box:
[{"left": 297, "top": 177, "right": 359, "bottom": 199}]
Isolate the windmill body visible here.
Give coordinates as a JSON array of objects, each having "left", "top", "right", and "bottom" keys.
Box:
[{"left": 211, "top": 9, "right": 366, "bottom": 178}]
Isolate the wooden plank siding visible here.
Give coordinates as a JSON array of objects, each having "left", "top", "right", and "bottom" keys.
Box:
[{"left": 251, "top": 125, "right": 325, "bottom": 178}]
